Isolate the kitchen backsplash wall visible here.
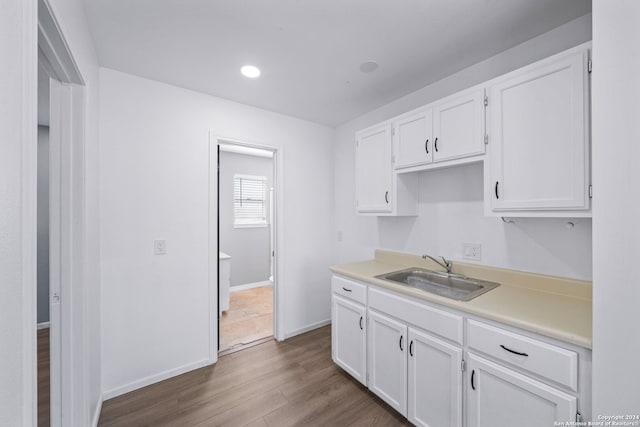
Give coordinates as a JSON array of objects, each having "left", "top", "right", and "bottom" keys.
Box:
[{"left": 333, "top": 13, "right": 593, "bottom": 280}]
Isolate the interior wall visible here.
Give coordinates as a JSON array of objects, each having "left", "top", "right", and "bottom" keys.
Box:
[
  {"left": 592, "top": 1, "right": 640, "bottom": 415},
  {"left": 99, "top": 68, "right": 334, "bottom": 398},
  {"left": 37, "top": 125, "right": 50, "bottom": 324},
  {"left": 219, "top": 150, "right": 273, "bottom": 287},
  {"left": 333, "top": 13, "right": 593, "bottom": 281},
  {"left": 46, "top": 0, "right": 102, "bottom": 424}
]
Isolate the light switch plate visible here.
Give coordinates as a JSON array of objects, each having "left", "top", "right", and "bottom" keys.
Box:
[
  {"left": 154, "top": 239, "right": 167, "bottom": 255},
  {"left": 462, "top": 243, "right": 481, "bottom": 261}
]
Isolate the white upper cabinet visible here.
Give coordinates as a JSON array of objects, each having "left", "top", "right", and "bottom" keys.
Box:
[
  {"left": 356, "top": 123, "right": 393, "bottom": 213},
  {"left": 356, "top": 44, "right": 590, "bottom": 217},
  {"left": 394, "top": 109, "right": 433, "bottom": 169},
  {"left": 393, "top": 87, "right": 485, "bottom": 173},
  {"left": 433, "top": 88, "right": 486, "bottom": 163},
  {"left": 487, "top": 47, "right": 591, "bottom": 216},
  {"left": 356, "top": 123, "right": 418, "bottom": 216}
]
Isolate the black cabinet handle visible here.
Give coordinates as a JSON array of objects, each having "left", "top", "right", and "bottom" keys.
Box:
[
  {"left": 399, "top": 335, "right": 404, "bottom": 351},
  {"left": 495, "top": 181, "right": 499, "bottom": 199},
  {"left": 500, "top": 344, "right": 529, "bottom": 357},
  {"left": 385, "top": 191, "right": 389, "bottom": 204},
  {"left": 471, "top": 369, "right": 476, "bottom": 390},
  {"left": 342, "top": 287, "right": 352, "bottom": 292},
  {"left": 409, "top": 340, "right": 414, "bottom": 356},
  {"left": 425, "top": 139, "right": 429, "bottom": 154},
  {"left": 434, "top": 137, "right": 439, "bottom": 152},
  {"left": 359, "top": 316, "right": 363, "bottom": 330}
]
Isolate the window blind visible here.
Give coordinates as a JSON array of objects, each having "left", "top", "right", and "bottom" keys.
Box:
[{"left": 234, "top": 174, "right": 267, "bottom": 226}]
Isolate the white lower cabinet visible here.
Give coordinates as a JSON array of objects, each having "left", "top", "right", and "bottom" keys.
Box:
[
  {"left": 368, "top": 310, "right": 408, "bottom": 415},
  {"left": 409, "top": 328, "right": 462, "bottom": 427},
  {"left": 368, "top": 309, "right": 463, "bottom": 425},
  {"left": 330, "top": 275, "right": 589, "bottom": 426},
  {"left": 331, "top": 295, "right": 366, "bottom": 385},
  {"left": 466, "top": 353, "right": 577, "bottom": 427}
]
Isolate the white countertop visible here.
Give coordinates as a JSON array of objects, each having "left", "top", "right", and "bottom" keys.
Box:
[{"left": 330, "top": 250, "right": 592, "bottom": 349}]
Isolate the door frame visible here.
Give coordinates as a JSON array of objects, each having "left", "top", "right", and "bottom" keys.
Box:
[
  {"left": 20, "top": 0, "right": 38, "bottom": 424},
  {"left": 208, "top": 133, "right": 284, "bottom": 363},
  {"left": 36, "top": 0, "right": 86, "bottom": 425}
]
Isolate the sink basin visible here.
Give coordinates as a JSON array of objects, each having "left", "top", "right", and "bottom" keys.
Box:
[{"left": 375, "top": 268, "right": 500, "bottom": 301}]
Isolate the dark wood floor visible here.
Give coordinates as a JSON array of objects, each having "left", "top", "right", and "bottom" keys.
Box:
[
  {"left": 38, "top": 327, "right": 50, "bottom": 427},
  {"left": 98, "top": 325, "right": 409, "bottom": 426}
]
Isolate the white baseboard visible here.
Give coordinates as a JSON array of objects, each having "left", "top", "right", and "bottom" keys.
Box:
[
  {"left": 92, "top": 397, "right": 103, "bottom": 427},
  {"left": 230, "top": 280, "right": 272, "bottom": 292},
  {"left": 284, "top": 318, "right": 331, "bottom": 339},
  {"left": 37, "top": 322, "right": 50, "bottom": 330},
  {"left": 102, "top": 358, "right": 210, "bottom": 400}
]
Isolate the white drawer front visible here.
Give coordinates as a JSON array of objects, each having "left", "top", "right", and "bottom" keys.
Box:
[
  {"left": 368, "top": 287, "right": 463, "bottom": 345},
  {"left": 467, "top": 319, "right": 578, "bottom": 391},
  {"left": 332, "top": 275, "right": 367, "bottom": 305}
]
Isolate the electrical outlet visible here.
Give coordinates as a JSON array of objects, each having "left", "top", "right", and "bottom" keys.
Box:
[
  {"left": 154, "top": 239, "right": 167, "bottom": 255},
  {"left": 462, "top": 243, "right": 481, "bottom": 261}
]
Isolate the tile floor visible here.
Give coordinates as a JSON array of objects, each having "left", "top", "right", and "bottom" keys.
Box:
[{"left": 219, "top": 285, "right": 273, "bottom": 352}]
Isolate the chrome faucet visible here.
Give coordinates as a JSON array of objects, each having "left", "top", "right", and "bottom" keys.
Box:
[{"left": 422, "top": 254, "right": 453, "bottom": 274}]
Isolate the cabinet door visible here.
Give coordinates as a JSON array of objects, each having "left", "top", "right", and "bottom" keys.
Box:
[
  {"left": 394, "top": 109, "right": 433, "bottom": 169},
  {"left": 467, "top": 354, "right": 577, "bottom": 427},
  {"left": 332, "top": 296, "right": 366, "bottom": 385},
  {"left": 356, "top": 123, "right": 393, "bottom": 213},
  {"left": 489, "top": 50, "right": 589, "bottom": 211},
  {"left": 368, "top": 310, "right": 407, "bottom": 416},
  {"left": 433, "top": 88, "right": 485, "bottom": 162},
  {"left": 408, "top": 328, "right": 462, "bottom": 427}
]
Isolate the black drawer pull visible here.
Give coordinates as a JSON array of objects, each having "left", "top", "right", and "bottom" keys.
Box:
[
  {"left": 495, "top": 181, "right": 499, "bottom": 199},
  {"left": 471, "top": 369, "right": 476, "bottom": 390},
  {"left": 500, "top": 344, "right": 529, "bottom": 357},
  {"left": 409, "top": 340, "right": 414, "bottom": 356},
  {"left": 342, "top": 287, "right": 352, "bottom": 292},
  {"left": 434, "top": 137, "right": 439, "bottom": 152},
  {"left": 359, "top": 316, "right": 363, "bottom": 330},
  {"left": 425, "top": 139, "right": 429, "bottom": 154},
  {"left": 399, "top": 335, "right": 404, "bottom": 351}
]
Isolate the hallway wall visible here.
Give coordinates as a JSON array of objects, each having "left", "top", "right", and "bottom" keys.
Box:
[{"left": 219, "top": 150, "right": 273, "bottom": 287}]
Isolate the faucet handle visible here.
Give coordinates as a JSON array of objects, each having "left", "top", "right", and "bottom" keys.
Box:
[{"left": 440, "top": 256, "right": 453, "bottom": 272}]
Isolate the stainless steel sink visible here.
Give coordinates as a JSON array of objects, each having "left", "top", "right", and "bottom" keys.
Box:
[{"left": 375, "top": 268, "right": 500, "bottom": 301}]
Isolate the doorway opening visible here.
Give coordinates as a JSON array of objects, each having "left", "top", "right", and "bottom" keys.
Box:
[
  {"left": 216, "top": 141, "right": 278, "bottom": 355},
  {"left": 36, "top": 59, "right": 52, "bottom": 427},
  {"left": 36, "top": 0, "right": 86, "bottom": 425}
]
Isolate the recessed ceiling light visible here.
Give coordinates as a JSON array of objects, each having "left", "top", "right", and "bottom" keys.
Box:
[
  {"left": 241, "top": 65, "right": 261, "bottom": 78},
  {"left": 359, "top": 61, "right": 379, "bottom": 73}
]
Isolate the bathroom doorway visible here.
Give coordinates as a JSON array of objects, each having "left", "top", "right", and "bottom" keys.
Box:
[{"left": 216, "top": 140, "right": 278, "bottom": 354}]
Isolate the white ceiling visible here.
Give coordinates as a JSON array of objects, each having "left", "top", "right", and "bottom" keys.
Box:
[{"left": 84, "top": 0, "right": 591, "bottom": 126}]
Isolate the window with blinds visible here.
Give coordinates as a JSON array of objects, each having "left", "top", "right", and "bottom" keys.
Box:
[{"left": 234, "top": 174, "right": 267, "bottom": 227}]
